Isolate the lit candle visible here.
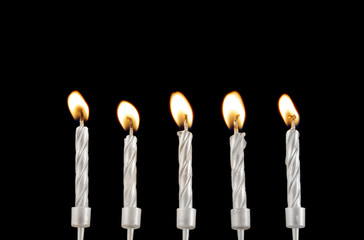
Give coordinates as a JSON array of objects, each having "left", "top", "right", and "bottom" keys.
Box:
[
  {"left": 278, "top": 94, "right": 305, "bottom": 240},
  {"left": 117, "top": 101, "right": 142, "bottom": 240},
  {"left": 170, "top": 91, "right": 196, "bottom": 240},
  {"left": 68, "top": 91, "right": 91, "bottom": 240},
  {"left": 222, "top": 91, "right": 250, "bottom": 240}
]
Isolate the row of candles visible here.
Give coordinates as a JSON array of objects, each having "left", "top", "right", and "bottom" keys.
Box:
[{"left": 68, "top": 91, "right": 305, "bottom": 240}]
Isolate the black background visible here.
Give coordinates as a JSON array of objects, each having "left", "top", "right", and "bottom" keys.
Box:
[{"left": 10, "top": 10, "right": 360, "bottom": 239}]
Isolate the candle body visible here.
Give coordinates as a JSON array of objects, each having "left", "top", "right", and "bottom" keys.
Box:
[
  {"left": 123, "top": 134, "right": 138, "bottom": 207},
  {"left": 230, "top": 132, "right": 247, "bottom": 209},
  {"left": 177, "top": 129, "right": 193, "bottom": 209},
  {"left": 285, "top": 128, "right": 301, "bottom": 207},
  {"left": 75, "top": 126, "right": 89, "bottom": 207}
]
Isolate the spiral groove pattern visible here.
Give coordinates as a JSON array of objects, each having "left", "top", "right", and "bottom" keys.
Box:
[
  {"left": 75, "top": 126, "right": 89, "bottom": 207},
  {"left": 230, "top": 132, "right": 247, "bottom": 209},
  {"left": 177, "top": 130, "right": 193, "bottom": 208},
  {"left": 285, "top": 128, "right": 301, "bottom": 207},
  {"left": 124, "top": 135, "right": 138, "bottom": 207}
]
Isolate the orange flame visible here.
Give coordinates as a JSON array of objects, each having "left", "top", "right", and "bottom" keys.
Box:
[
  {"left": 278, "top": 94, "right": 300, "bottom": 126},
  {"left": 170, "top": 91, "right": 193, "bottom": 128},
  {"left": 117, "top": 101, "right": 140, "bottom": 131},
  {"left": 222, "top": 91, "right": 246, "bottom": 130},
  {"left": 67, "top": 91, "right": 89, "bottom": 121}
]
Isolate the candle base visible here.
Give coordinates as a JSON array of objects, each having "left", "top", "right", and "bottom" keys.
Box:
[
  {"left": 286, "top": 207, "right": 305, "bottom": 240},
  {"left": 285, "top": 207, "right": 305, "bottom": 228},
  {"left": 177, "top": 207, "right": 196, "bottom": 230},
  {"left": 72, "top": 207, "right": 91, "bottom": 228},
  {"left": 231, "top": 208, "right": 250, "bottom": 230},
  {"left": 122, "top": 207, "right": 142, "bottom": 229}
]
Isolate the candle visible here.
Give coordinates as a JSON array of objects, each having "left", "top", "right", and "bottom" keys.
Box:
[
  {"left": 68, "top": 91, "right": 91, "bottom": 240},
  {"left": 170, "top": 91, "right": 196, "bottom": 240},
  {"left": 222, "top": 91, "right": 250, "bottom": 240},
  {"left": 117, "top": 101, "right": 142, "bottom": 240},
  {"left": 278, "top": 94, "right": 305, "bottom": 240}
]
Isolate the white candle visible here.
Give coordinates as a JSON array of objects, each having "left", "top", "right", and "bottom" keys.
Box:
[
  {"left": 117, "top": 101, "right": 141, "bottom": 240},
  {"left": 170, "top": 92, "right": 196, "bottom": 240},
  {"left": 75, "top": 120, "right": 89, "bottom": 208},
  {"left": 177, "top": 119, "right": 193, "bottom": 209},
  {"left": 68, "top": 91, "right": 91, "bottom": 240},
  {"left": 123, "top": 131, "right": 137, "bottom": 208},
  {"left": 279, "top": 94, "right": 305, "bottom": 240},
  {"left": 222, "top": 91, "right": 250, "bottom": 240},
  {"left": 285, "top": 119, "right": 301, "bottom": 208},
  {"left": 230, "top": 125, "right": 247, "bottom": 209}
]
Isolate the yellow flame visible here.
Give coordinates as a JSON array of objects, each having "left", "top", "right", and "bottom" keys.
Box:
[
  {"left": 117, "top": 101, "right": 140, "bottom": 131},
  {"left": 67, "top": 91, "right": 89, "bottom": 121},
  {"left": 170, "top": 91, "right": 193, "bottom": 128},
  {"left": 278, "top": 94, "right": 300, "bottom": 126},
  {"left": 222, "top": 91, "right": 246, "bottom": 130}
]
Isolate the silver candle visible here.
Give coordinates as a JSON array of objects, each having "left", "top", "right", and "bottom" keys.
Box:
[
  {"left": 230, "top": 121, "right": 247, "bottom": 210},
  {"left": 75, "top": 119, "right": 89, "bottom": 208},
  {"left": 68, "top": 91, "right": 91, "bottom": 240},
  {"left": 279, "top": 94, "right": 305, "bottom": 240},
  {"left": 285, "top": 118, "right": 301, "bottom": 209},
  {"left": 118, "top": 101, "right": 142, "bottom": 240},
  {"left": 222, "top": 91, "right": 250, "bottom": 240},
  {"left": 123, "top": 127, "right": 137, "bottom": 208},
  {"left": 178, "top": 119, "right": 193, "bottom": 209},
  {"left": 170, "top": 92, "right": 196, "bottom": 240}
]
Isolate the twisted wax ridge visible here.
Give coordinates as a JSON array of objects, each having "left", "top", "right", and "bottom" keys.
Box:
[
  {"left": 177, "top": 130, "right": 193, "bottom": 208},
  {"left": 230, "top": 132, "right": 247, "bottom": 209},
  {"left": 285, "top": 128, "right": 301, "bottom": 207},
  {"left": 124, "top": 135, "right": 138, "bottom": 207},
  {"left": 75, "top": 126, "right": 89, "bottom": 207}
]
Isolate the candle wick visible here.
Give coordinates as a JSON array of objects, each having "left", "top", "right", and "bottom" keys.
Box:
[
  {"left": 290, "top": 115, "right": 296, "bottom": 129},
  {"left": 184, "top": 114, "right": 188, "bottom": 131},
  {"left": 80, "top": 111, "right": 84, "bottom": 127},
  {"left": 234, "top": 114, "right": 240, "bottom": 134},
  {"left": 128, "top": 117, "right": 134, "bottom": 135}
]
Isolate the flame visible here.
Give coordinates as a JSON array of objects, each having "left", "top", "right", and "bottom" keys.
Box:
[
  {"left": 67, "top": 91, "right": 89, "bottom": 121},
  {"left": 278, "top": 94, "right": 300, "bottom": 126},
  {"left": 170, "top": 91, "right": 193, "bottom": 128},
  {"left": 222, "top": 91, "right": 246, "bottom": 130},
  {"left": 117, "top": 101, "right": 140, "bottom": 131}
]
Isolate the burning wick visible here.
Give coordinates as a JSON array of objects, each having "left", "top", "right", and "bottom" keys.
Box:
[
  {"left": 234, "top": 114, "right": 240, "bottom": 134},
  {"left": 184, "top": 114, "right": 188, "bottom": 131},
  {"left": 80, "top": 111, "right": 85, "bottom": 127},
  {"left": 128, "top": 117, "right": 134, "bottom": 136},
  {"left": 289, "top": 115, "right": 296, "bottom": 129}
]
